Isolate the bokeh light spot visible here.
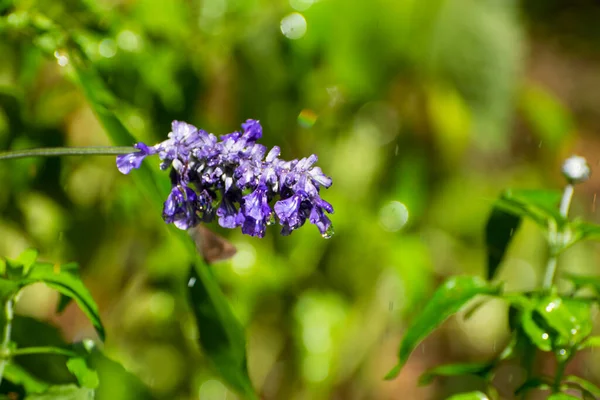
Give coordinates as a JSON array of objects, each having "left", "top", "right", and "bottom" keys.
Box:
[
  {"left": 302, "top": 354, "right": 330, "bottom": 383},
  {"left": 280, "top": 13, "right": 307, "bottom": 40},
  {"left": 231, "top": 242, "right": 256, "bottom": 275},
  {"left": 117, "top": 30, "right": 141, "bottom": 52},
  {"left": 199, "top": 379, "right": 227, "bottom": 400},
  {"left": 379, "top": 201, "right": 409, "bottom": 232},
  {"left": 289, "top": 0, "right": 314, "bottom": 12},
  {"left": 99, "top": 39, "right": 117, "bottom": 58},
  {"left": 298, "top": 109, "right": 317, "bottom": 128},
  {"left": 54, "top": 50, "right": 69, "bottom": 67}
]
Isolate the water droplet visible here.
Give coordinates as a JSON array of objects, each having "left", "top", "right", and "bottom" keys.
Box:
[
  {"left": 54, "top": 50, "right": 69, "bottom": 67},
  {"left": 187, "top": 277, "right": 197, "bottom": 287},
  {"left": 321, "top": 226, "right": 334, "bottom": 239},
  {"left": 82, "top": 339, "right": 95, "bottom": 351},
  {"left": 280, "top": 12, "right": 307, "bottom": 40},
  {"left": 542, "top": 333, "right": 549, "bottom": 340},
  {"left": 570, "top": 328, "right": 578, "bottom": 335},
  {"left": 545, "top": 302, "right": 557, "bottom": 312}
]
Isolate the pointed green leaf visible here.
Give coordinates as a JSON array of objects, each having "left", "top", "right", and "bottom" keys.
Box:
[
  {"left": 446, "top": 391, "right": 489, "bottom": 400},
  {"left": 485, "top": 205, "right": 521, "bottom": 280},
  {"left": 66, "top": 358, "right": 99, "bottom": 389},
  {"left": 385, "top": 276, "right": 501, "bottom": 379},
  {"left": 15, "top": 249, "right": 38, "bottom": 272},
  {"left": 520, "top": 307, "right": 553, "bottom": 352},
  {"left": 0, "top": 278, "right": 19, "bottom": 302},
  {"left": 187, "top": 262, "right": 257, "bottom": 399},
  {"left": 24, "top": 384, "right": 93, "bottom": 400},
  {"left": 20, "top": 262, "right": 104, "bottom": 341},
  {"left": 494, "top": 189, "right": 564, "bottom": 228},
  {"left": 419, "top": 362, "right": 493, "bottom": 385},
  {"left": 3, "top": 363, "right": 49, "bottom": 394},
  {"left": 535, "top": 297, "right": 592, "bottom": 348},
  {"left": 578, "top": 336, "right": 600, "bottom": 350}
]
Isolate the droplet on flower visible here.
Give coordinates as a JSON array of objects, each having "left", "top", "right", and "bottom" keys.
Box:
[
  {"left": 321, "top": 226, "right": 334, "bottom": 239},
  {"left": 280, "top": 12, "right": 307, "bottom": 40}
]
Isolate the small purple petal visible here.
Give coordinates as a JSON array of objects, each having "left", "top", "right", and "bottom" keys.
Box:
[
  {"left": 163, "top": 185, "right": 200, "bottom": 230},
  {"left": 241, "top": 119, "right": 262, "bottom": 141},
  {"left": 116, "top": 142, "right": 154, "bottom": 174}
]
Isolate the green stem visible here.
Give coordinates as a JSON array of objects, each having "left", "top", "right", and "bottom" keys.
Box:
[
  {"left": 0, "top": 298, "right": 14, "bottom": 385},
  {"left": 0, "top": 146, "right": 137, "bottom": 161},
  {"left": 542, "top": 184, "right": 575, "bottom": 290},
  {"left": 553, "top": 360, "right": 567, "bottom": 393},
  {"left": 11, "top": 347, "right": 78, "bottom": 358}
]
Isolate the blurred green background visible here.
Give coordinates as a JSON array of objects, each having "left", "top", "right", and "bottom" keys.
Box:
[{"left": 2, "top": 0, "right": 600, "bottom": 399}]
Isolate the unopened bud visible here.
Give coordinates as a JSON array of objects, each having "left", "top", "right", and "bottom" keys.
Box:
[{"left": 562, "top": 155, "right": 590, "bottom": 184}]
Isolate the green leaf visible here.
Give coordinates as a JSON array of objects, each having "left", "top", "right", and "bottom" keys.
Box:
[
  {"left": 579, "top": 336, "right": 600, "bottom": 350},
  {"left": 535, "top": 297, "right": 591, "bottom": 349},
  {"left": 66, "top": 358, "right": 99, "bottom": 390},
  {"left": 485, "top": 204, "right": 521, "bottom": 280},
  {"left": 3, "top": 363, "right": 49, "bottom": 394},
  {"left": 518, "top": 296, "right": 591, "bottom": 353},
  {"left": 445, "top": 391, "right": 489, "bottom": 400},
  {"left": 571, "top": 221, "right": 600, "bottom": 242},
  {"left": 385, "top": 276, "right": 501, "bottom": 379},
  {"left": 419, "top": 362, "right": 493, "bottom": 385},
  {"left": 20, "top": 262, "right": 104, "bottom": 341},
  {"left": 15, "top": 249, "right": 38, "bottom": 272},
  {"left": 547, "top": 394, "right": 580, "bottom": 400},
  {"left": 494, "top": 189, "right": 564, "bottom": 228},
  {"left": 187, "top": 263, "right": 257, "bottom": 399},
  {"left": 564, "top": 375, "right": 600, "bottom": 399},
  {"left": 0, "top": 278, "right": 19, "bottom": 302},
  {"left": 24, "top": 384, "right": 94, "bottom": 400}
]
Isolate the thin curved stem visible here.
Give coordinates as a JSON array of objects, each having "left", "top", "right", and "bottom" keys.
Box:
[
  {"left": 11, "top": 347, "right": 78, "bottom": 358},
  {"left": 0, "top": 298, "right": 14, "bottom": 385},
  {"left": 0, "top": 146, "right": 137, "bottom": 161}
]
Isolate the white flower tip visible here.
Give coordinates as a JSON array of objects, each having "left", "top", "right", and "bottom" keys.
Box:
[{"left": 562, "top": 155, "right": 591, "bottom": 184}]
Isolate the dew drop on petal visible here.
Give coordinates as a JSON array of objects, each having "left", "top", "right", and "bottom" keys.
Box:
[
  {"left": 281, "top": 12, "right": 307, "bottom": 40},
  {"left": 321, "top": 225, "right": 334, "bottom": 239}
]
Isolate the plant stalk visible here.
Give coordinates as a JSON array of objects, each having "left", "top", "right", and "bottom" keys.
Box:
[
  {"left": 11, "top": 347, "right": 78, "bottom": 357},
  {"left": 0, "top": 298, "right": 14, "bottom": 385},
  {"left": 0, "top": 146, "right": 137, "bottom": 161},
  {"left": 542, "top": 184, "right": 575, "bottom": 290}
]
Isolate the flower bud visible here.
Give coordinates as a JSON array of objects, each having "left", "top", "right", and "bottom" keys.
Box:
[{"left": 561, "top": 155, "right": 590, "bottom": 184}]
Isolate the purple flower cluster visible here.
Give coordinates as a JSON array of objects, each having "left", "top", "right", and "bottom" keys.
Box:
[{"left": 117, "top": 120, "right": 334, "bottom": 238}]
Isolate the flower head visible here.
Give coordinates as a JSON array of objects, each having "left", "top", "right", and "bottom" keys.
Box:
[
  {"left": 117, "top": 119, "right": 333, "bottom": 238},
  {"left": 562, "top": 155, "right": 591, "bottom": 184}
]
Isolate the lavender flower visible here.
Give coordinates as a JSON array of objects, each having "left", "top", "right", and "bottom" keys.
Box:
[{"left": 117, "top": 119, "right": 334, "bottom": 238}]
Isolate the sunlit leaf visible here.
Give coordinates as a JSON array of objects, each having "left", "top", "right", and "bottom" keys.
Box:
[
  {"left": 494, "top": 189, "right": 563, "bottom": 228},
  {"left": 445, "top": 391, "right": 489, "bottom": 400},
  {"left": 24, "top": 384, "right": 93, "bottom": 400},
  {"left": 385, "top": 276, "right": 501, "bottom": 379},
  {"left": 20, "top": 262, "right": 104, "bottom": 341},
  {"left": 187, "top": 262, "right": 257, "bottom": 399},
  {"left": 418, "top": 362, "right": 493, "bottom": 385},
  {"left": 15, "top": 248, "right": 38, "bottom": 272},
  {"left": 578, "top": 336, "right": 600, "bottom": 350},
  {"left": 485, "top": 205, "right": 521, "bottom": 280},
  {"left": 520, "top": 307, "right": 553, "bottom": 352},
  {"left": 66, "top": 358, "right": 99, "bottom": 390},
  {"left": 535, "top": 297, "right": 591, "bottom": 349},
  {"left": 563, "top": 273, "right": 600, "bottom": 294},
  {"left": 570, "top": 221, "right": 600, "bottom": 244}
]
